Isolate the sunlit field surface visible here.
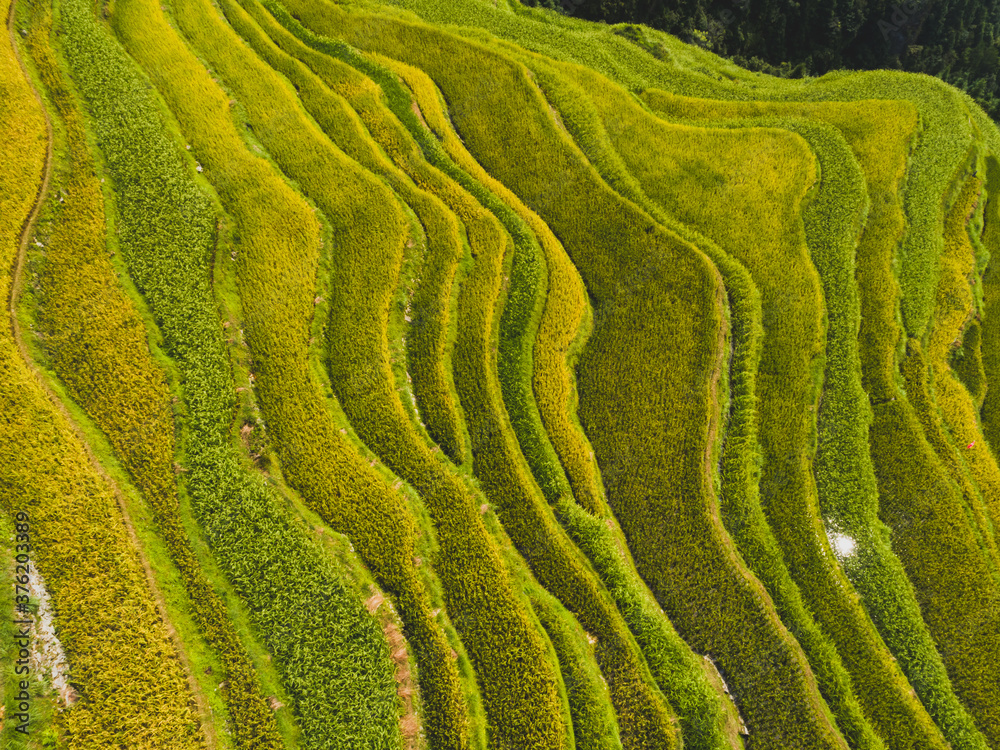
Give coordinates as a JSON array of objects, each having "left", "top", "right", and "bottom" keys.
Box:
[{"left": 3, "top": 1, "right": 1000, "bottom": 749}]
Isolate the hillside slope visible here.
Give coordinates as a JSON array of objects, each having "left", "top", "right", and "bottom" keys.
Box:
[{"left": 3, "top": 1, "right": 1000, "bottom": 749}]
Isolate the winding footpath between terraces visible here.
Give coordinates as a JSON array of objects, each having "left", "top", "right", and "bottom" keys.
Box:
[{"left": 6, "top": 3, "right": 218, "bottom": 745}]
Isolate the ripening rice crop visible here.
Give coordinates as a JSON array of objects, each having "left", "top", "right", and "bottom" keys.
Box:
[{"left": 4, "top": 0, "right": 1000, "bottom": 748}]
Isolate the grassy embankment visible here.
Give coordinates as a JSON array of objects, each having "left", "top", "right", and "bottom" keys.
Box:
[
  {"left": 279, "top": 4, "right": 857, "bottom": 748},
  {"left": 155, "top": 0, "right": 576, "bottom": 745},
  {"left": 51, "top": 0, "right": 406, "bottom": 745},
  {"left": 1, "top": 0, "right": 205, "bottom": 743},
  {"left": 15, "top": 1, "right": 289, "bottom": 745}
]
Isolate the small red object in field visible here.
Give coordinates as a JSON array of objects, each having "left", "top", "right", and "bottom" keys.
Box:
[{"left": 967, "top": 441, "right": 976, "bottom": 449}]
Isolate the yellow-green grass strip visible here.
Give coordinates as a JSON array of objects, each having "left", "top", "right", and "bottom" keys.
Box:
[
  {"left": 178, "top": 0, "right": 578, "bottom": 746},
  {"left": 54, "top": 0, "right": 404, "bottom": 745},
  {"left": 348, "top": 46, "right": 744, "bottom": 750},
  {"left": 968, "top": 156, "right": 1000, "bottom": 558},
  {"left": 915, "top": 172, "right": 1000, "bottom": 744},
  {"left": 286, "top": 6, "right": 855, "bottom": 747},
  {"left": 946, "top": 156, "right": 989, "bottom": 422},
  {"left": 594, "top": 78, "right": 948, "bottom": 750},
  {"left": 639, "top": 89, "right": 992, "bottom": 750},
  {"left": 16, "top": 3, "right": 285, "bottom": 745},
  {"left": 980, "top": 155, "right": 1000, "bottom": 466},
  {"left": 952, "top": 320, "right": 987, "bottom": 412},
  {"left": 524, "top": 574, "right": 625, "bottom": 750},
  {"left": 2, "top": 2, "right": 205, "bottom": 741}
]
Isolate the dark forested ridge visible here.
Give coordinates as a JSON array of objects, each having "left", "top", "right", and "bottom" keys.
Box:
[{"left": 525, "top": 0, "right": 1000, "bottom": 118}]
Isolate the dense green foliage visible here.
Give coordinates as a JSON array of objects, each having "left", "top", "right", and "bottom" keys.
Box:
[
  {"left": 19, "top": 2, "right": 285, "bottom": 744},
  {"left": 639, "top": 91, "right": 991, "bottom": 750},
  {"left": 46, "top": 0, "right": 405, "bottom": 744},
  {"left": 521, "top": 0, "right": 1000, "bottom": 119},
  {"left": 1, "top": 1, "right": 205, "bottom": 743}
]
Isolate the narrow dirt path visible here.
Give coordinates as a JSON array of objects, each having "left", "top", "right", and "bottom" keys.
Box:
[{"left": 6, "top": 3, "right": 219, "bottom": 747}]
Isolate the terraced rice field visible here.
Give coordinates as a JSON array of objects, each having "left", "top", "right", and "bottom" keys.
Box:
[{"left": 3, "top": 0, "right": 1000, "bottom": 748}]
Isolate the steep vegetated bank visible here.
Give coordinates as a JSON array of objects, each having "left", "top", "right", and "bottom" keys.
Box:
[
  {"left": 5, "top": 0, "right": 1000, "bottom": 747},
  {"left": 18, "top": 2, "right": 285, "bottom": 744},
  {"left": 46, "top": 0, "right": 405, "bottom": 745},
  {"left": 981, "top": 155, "right": 1000, "bottom": 455},
  {"left": 1, "top": 0, "right": 205, "bottom": 743},
  {"left": 276, "top": 5, "right": 854, "bottom": 748},
  {"left": 636, "top": 90, "right": 992, "bottom": 750},
  {"left": 154, "top": 0, "right": 572, "bottom": 745}
]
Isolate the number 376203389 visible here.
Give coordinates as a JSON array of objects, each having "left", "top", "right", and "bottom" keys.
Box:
[{"left": 14, "top": 511, "right": 31, "bottom": 615}]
